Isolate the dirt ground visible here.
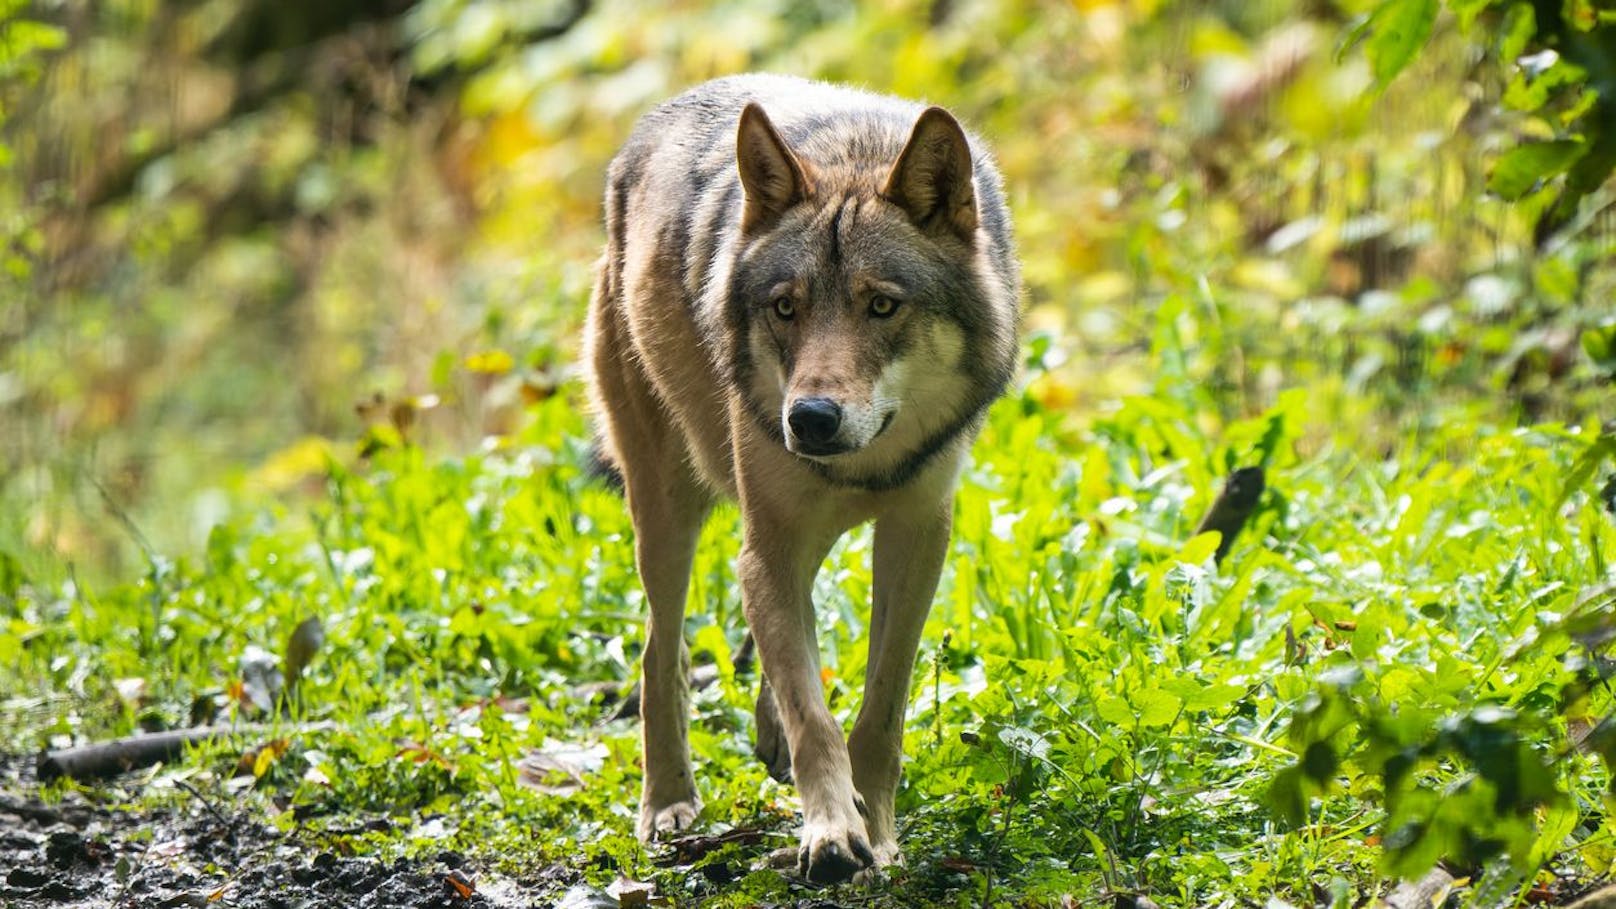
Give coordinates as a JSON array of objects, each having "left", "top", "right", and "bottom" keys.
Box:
[
  {"left": 0, "top": 753, "right": 600, "bottom": 909},
  {"left": 0, "top": 752, "right": 861, "bottom": 909}
]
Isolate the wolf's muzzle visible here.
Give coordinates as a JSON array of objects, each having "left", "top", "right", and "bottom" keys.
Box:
[{"left": 787, "top": 397, "right": 845, "bottom": 452}]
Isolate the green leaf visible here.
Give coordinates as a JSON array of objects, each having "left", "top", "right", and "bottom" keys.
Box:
[
  {"left": 1498, "top": 3, "right": 1535, "bottom": 62},
  {"left": 1366, "top": 0, "right": 1438, "bottom": 85},
  {"left": 1558, "top": 432, "right": 1616, "bottom": 507},
  {"left": 1265, "top": 765, "right": 1310, "bottom": 826},
  {"left": 1582, "top": 322, "right": 1616, "bottom": 370},
  {"left": 206, "top": 523, "right": 237, "bottom": 571},
  {"left": 0, "top": 19, "right": 67, "bottom": 53},
  {"left": 1134, "top": 687, "right": 1184, "bottom": 727},
  {"left": 1301, "top": 740, "right": 1339, "bottom": 782},
  {"left": 1176, "top": 531, "right": 1221, "bottom": 566},
  {"left": 1096, "top": 696, "right": 1134, "bottom": 726},
  {"left": 1533, "top": 256, "right": 1578, "bottom": 305},
  {"left": 1487, "top": 139, "right": 1587, "bottom": 200},
  {"left": 1551, "top": 129, "right": 1616, "bottom": 226},
  {"left": 1565, "top": 0, "right": 1597, "bottom": 30}
]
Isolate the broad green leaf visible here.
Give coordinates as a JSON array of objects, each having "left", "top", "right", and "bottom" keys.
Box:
[
  {"left": 1554, "top": 132, "right": 1616, "bottom": 224},
  {"left": 1582, "top": 322, "right": 1616, "bottom": 370},
  {"left": 1134, "top": 688, "right": 1184, "bottom": 727},
  {"left": 1096, "top": 696, "right": 1135, "bottom": 726},
  {"left": 1366, "top": 0, "right": 1438, "bottom": 85},
  {"left": 0, "top": 19, "right": 66, "bottom": 53},
  {"left": 1265, "top": 765, "right": 1309, "bottom": 826},
  {"left": 1533, "top": 256, "right": 1579, "bottom": 305},
  {"left": 1165, "top": 679, "right": 1247, "bottom": 712},
  {"left": 1487, "top": 139, "right": 1587, "bottom": 200}
]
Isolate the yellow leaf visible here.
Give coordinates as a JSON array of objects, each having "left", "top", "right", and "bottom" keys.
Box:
[
  {"left": 464, "top": 349, "right": 515, "bottom": 375},
  {"left": 249, "top": 437, "right": 335, "bottom": 493},
  {"left": 249, "top": 738, "right": 290, "bottom": 778}
]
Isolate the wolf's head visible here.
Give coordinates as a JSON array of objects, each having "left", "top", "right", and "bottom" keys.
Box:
[{"left": 724, "top": 100, "right": 1017, "bottom": 488}]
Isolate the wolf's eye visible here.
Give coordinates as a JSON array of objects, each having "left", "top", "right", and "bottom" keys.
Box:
[
  {"left": 869, "top": 295, "right": 899, "bottom": 318},
  {"left": 772, "top": 297, "right": 795, "bottom": 320}
]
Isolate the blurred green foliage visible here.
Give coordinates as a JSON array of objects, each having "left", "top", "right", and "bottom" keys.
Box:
[{"left": 3, "top": 0, "right": 1612, "bottom": 580}]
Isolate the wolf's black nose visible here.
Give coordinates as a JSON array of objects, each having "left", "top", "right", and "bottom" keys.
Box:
[{"left": 788, "top": 397, "right": 843, "bottom": 445}]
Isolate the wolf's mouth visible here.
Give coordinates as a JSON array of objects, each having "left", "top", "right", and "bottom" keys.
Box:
[
  {"left": 792, "top": 412, "right": 896, "bottom": 460},
  {"left": 794, "top": 440, "right": 855, "bottom": 457}
]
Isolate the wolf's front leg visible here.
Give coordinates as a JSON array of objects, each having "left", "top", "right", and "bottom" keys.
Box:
[
  {"left": 738, "top": 532, "right": 874, "bottom": 884},
  {"left": 848, "top": 495, "right": 953, "bottom": 871}
]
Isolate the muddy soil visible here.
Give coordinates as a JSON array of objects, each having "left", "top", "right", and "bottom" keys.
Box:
[{"left": 0, "top": 754, "right": 577, "bottom": 909}]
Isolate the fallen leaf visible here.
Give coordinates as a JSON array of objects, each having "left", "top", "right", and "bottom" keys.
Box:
[
  {"left": 606, "top": 876, "right": 654, "bottom": 907},
  {"left": 113, "top": 677, "right": 147, "bottom": 708},
  {"left": 237, "top": 737, "right": 291, "bottom": 778},
  {"left": 516, "top": 739, "right": 608, "bottom": 796},
  {"left": 555, "top": 883, "right": 618, "bottom": 909},
  {"left": 446, "top": 870, "right": 475, "bottom": 899},
  {"left": 397, "top": 741, "right": 455, "bottom": 770}
]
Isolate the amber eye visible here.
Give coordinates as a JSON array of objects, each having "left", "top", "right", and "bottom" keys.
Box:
[
  {"left": 869, "top": 295, "right": 899, "bottom": 318},
  {"left": 772, "top": 297, "right": 795, "bottom": 319}
]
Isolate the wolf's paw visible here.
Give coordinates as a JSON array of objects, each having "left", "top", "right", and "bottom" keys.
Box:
[
  {"left": 851, "top": 841, "right": 902, "bottom": 885},
  {"left": 636, "top": 798, "right": 701, "bottom": 842},
  {"left": 796, "top": 821, "right": 875, "bottom": 885}
]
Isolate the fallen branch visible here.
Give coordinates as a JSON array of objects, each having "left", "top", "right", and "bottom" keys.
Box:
[
  {"left": 37, "top": 722, "right": 330, "bottom": 783},
  {"left": 655, "top": 825, "right": 782, "bottom": 866},
  {"left": 1195, "top": 466, "right": 1266, "bottom": 564}
]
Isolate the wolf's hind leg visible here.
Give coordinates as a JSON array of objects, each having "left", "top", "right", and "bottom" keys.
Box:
[
  {"left": 590, "top": 303, "right": 713, "bottom": 840},
  {"left": 753, "top": 676, "right": 793, "bottom": 783},
  {"left": 623, "top": 457, "right": 710, "bottom": 841}
]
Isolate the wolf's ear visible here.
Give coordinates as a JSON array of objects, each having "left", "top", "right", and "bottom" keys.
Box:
[
  {"left": 883, "top": 107, "right": 977, "bottom": 240},
  {"left": 737, "top": 103, "right": 812, "bottom": 231}
]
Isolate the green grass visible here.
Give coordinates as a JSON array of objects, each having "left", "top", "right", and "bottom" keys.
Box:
[{"left": 3, "top": 334, "right": 1614, "bottom": 905}]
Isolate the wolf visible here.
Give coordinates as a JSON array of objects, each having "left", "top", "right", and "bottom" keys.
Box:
[{"left": 584, "top": 73, "right": 1019, "bottom": 884}]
